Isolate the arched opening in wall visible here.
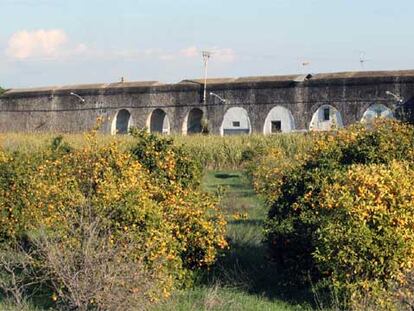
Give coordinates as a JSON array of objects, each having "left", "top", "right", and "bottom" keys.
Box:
[
  {"left": 309, "top": 105, "right": 343, "bottom": 131},
  {"left": 148, "top": 109, "right": 170, "bottom": 134},
  {"left": 220, "top": 107, "right": 251, "bottom": 136},
  {"left": 361, "top": 104, "right": 394, "bottom": 123},
  {"left": 263, "top": 106, "right": 295, "bottom": 134},
  {"left": 397, "top": 97, "right": 414, "bottom": 123},
  {"left": 111, "top": 109, "right": 132, "bottom": 135},
  {"left": 183, "top": 108, "right": 204, "bottom": 135}
]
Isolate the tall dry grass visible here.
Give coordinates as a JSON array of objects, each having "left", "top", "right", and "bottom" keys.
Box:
[
  {"left": 174, "top": 133, "right": 311, "bottom": 170},
  {"left": 0, "top": 132, "right": 311, "bottom": 170}
]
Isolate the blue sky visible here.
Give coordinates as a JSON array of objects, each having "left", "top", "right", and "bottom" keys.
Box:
[{"left": 1, "top": 0, "right": 413, "bottom": 88}]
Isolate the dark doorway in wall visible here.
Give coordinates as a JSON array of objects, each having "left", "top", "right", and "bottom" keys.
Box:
[
  {"left": 323, "top": 107, "right": 330, "bottom": 121},
  {"left": 187, "top": 108, "right": 203, "bottom": 134},
  {"left": 271, "top": 120, "right": 282, "bottom": 133},
  {"left": 115, "top": 109, "right": 131, "bottom": 134}
]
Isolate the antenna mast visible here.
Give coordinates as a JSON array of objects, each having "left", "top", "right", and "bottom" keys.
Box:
[
  {"left": 359, "top": 51, "right": 366, "bottom": 69},
  {"left": 202, "top": 50, "right": 212, "bottom": 103}
]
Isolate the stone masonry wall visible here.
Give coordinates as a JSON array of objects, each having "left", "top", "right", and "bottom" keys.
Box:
[{"left": 1, "top": 70, "right": 414, "bottom": 134}]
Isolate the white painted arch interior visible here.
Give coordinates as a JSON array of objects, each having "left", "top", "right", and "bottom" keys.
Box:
[
  {"left": 220, "top": 107, "right": 251, "bottom": 136},
  {"left": 361, "top": 104, "right": 394, "bottom": 123},
  {"left": 309, "top": 104, "right": 343, "bottom": 131},
  {"left": 263, "top": 106, "right": 295, "bottom": 134}
]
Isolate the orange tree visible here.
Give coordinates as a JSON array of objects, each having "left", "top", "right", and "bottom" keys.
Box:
[
  {"left": 130, "top": 129, "right": 202, "bottom": 189},
  {"left": 129, "top": 129, "right": 227, "bottom": 269},
  {"left": 0, "top": 130, "right": 227, "bottom": 306},
  {"left": 313, "top": 161, "right": 414, "bottom": 308},
  {"left": 257, "top": 120, "right": 414, "bottom": 305}
]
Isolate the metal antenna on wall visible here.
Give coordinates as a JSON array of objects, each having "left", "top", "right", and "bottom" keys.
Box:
[
  {"left": 359, "top": 51, "right": 369, "bottom": 69},
  {"left": 202, "top": 51, "right": 212, "bottom": 103},
  {"left": 301, "top": 60, "right": 310, "bottom": 74},
  {"left": 297, "top": 57, "right": 310, "bottom": 74}
]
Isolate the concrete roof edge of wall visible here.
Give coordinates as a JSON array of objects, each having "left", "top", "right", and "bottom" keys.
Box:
[
  {"left": 3, "top": 69, "right": 414, "bottom": 98},
  {"left": 1, "top": 81, "right": 202, "bottom": 98},
  {"left": 311, "top": 70, "right": 414, "bottom": 80}
]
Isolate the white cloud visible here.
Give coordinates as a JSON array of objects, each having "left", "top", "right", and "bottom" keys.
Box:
[
  {"left": 6, "top": 29, "right": 68, "bottom": 59},
  {"left": 110, "top": 48, "right": 176, "bottom": 61},
  {"left": 180, "top": 46, "right": 199, "bottom": 58},
  {"left": 179, "top": 46, "right": 236, "bottom": 62},
  {"left": 73, "top": 43, "right": 88, "bottom": 55},
  {"left": 4, "top": 31, "right": 236, "bottom": 65},
  {"left": 212, "top": 48, "right": 236, "bottom": 63},
  {"left": 142, "top": 48, "right": 162, "bottom": 57}
]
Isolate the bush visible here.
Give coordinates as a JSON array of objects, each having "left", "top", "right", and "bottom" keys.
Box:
[
  {"left": 129, "top": 129, "right": 227, "bottom": 269},
  {"left": 0, "top": 150, "right": 48, "bottom": 244},
  {"left": 0, "top": 243, "right": 40, "bottom": 308},
  {"left": 0, "top": 131, "right": 227, "bottom": 308},
  {"left": 313, "top": 161, "right": 414, "bottom": 308},
  {"left": 32, "top": 212, "right": 157, "bottom": 311},
  {"left": 130, "top": 129, "right": 202, "bottom": 189},
  {"left": 257, "top": 120, "right": 414, "bottom": 306}
]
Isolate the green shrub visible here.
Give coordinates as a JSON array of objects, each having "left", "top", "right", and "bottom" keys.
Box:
[
  {"left": 130, "top": 129, "right": 202, "bottom": 189},
  {"left": 0, "top": 150, "right": 48, "bottom": 243},
  {"left": 129, "top": 129, "right": 227, "bottom": 269},
  {"left": 313, "top": 161, "right": 414, "bottom": 308},
  {"left": 259, "top": 120, "right": 414, "bottom": 306},
  {"left": 0, "top": 132, "right": 227, "bottom": 307}
]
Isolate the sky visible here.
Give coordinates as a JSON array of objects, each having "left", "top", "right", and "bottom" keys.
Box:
[{"left": 1, "top": 0, "right": 414, "bottom": 88}]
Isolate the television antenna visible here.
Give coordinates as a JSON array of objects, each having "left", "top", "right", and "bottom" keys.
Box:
[
  {"left": 359, "top": 51, "right": 370, "bottom": 69},
  {"left": 297, "top": 57, "right": 311, "bottom": 74},
  {"left": 301, "top": 60, "right": 310, "bottom": 73},
  {"left": 202, "top": 50, "right": 212, "bottom": 103}
]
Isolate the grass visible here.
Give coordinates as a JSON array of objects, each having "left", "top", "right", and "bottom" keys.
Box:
[
  {"left": 174, "top": 134, "right": 311, "bottom": 170},
  {"left": 0, "top": 300, "right": 44, "bottom": 311},
  {"left": 0, "top": 133, "right": 315, "bottom": 310},
  {"left": 154, "top": 286, "right": 300, "bottom": 311},
  {"left": 0, "top": 170, "right": 315, "bottom": 311},
  {"left": 0, "top": 132, "right": 133, "bottom": 153},
  {"left": 0, "top": 170, "right": 313, "bottom": 311},
  {"left": 0, "top": 132, "right": 312, "bottom": 170},
  {"left": 155, "top": 171, "right": 315, "bottom": 311}
]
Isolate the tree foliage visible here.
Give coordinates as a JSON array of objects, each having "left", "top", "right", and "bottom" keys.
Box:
[
  {"left": 255, "top": 120, "right": 414, "bottom": 308},
  {"left": 0, "top": 129, "right": 227, "bottom": 308}
]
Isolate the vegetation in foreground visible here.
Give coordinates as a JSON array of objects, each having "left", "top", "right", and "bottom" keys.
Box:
[
  {"left": 154, "top": 171, "right": 312, "bottom": 311},
  {"left": 0, "top": 170, "right": 313, "bottom": 311},
  {"left": 0, "top": 132, "right": 311, "bottom": 170},
  {"left": 1, "top": 119, "right": 414, "bottom": 310},
  {"left": 255, "top": 120, "right": 414, "bottom": 310},
  {"left": 0, "top": 129, "right": 227, "bottom": 310}
]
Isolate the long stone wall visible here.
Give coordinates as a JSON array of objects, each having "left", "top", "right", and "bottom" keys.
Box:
[{"left": 1, "top": 70, "right": 414, "bottom": 135}]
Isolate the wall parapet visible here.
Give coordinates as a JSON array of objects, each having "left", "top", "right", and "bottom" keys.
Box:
[{"left": 1, "top": 69, "right": 414, "bottom": 134}]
